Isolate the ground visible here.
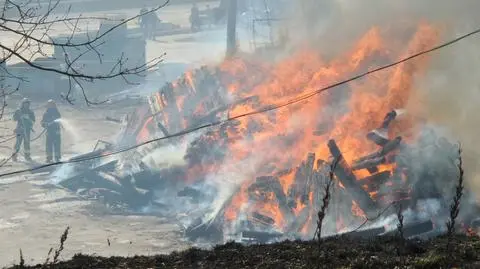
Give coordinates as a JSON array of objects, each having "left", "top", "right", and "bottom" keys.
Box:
[
  {"left": 0, "top": 102, "right": 191, "bottom": 266},
  {"left": 0, "top": 1, "right": 229, "bottom": 266},
  {"left": 6, "top": 235, "right": 480, "bottom": 268}
]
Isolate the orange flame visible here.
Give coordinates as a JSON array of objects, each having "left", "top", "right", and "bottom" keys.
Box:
[
  {"left": 351, "top": 200, "right": 366, "bottom": 218},
  {"left": 212, "top": 23, "right": 439, "bottom": 233}
]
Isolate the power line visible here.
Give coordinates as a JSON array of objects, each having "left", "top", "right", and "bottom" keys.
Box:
[{"left": 1, "top": 26, "right": 479, "bottom": 179}]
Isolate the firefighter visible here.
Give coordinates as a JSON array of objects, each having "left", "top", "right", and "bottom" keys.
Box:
[
  {"left": 205, "top": 5, "right": 213, "bottom": 28},
  {"left": 189, "top": 3, "right": 201, "bottom": 32},
  {"left": 139, "top": 6, "right": 149, "bottom": 39},
  {"left": 12, "top": 98, "right": 35, "bottom": 162},
  {"left": 148, "top": 8, "right": 161, "bottom": 40},
  {"left": 41, "top": 99, "right": 62, "bottom": 163}
]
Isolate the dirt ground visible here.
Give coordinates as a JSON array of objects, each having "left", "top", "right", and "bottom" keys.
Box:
[
  {"left": 0, "top": 2, "right": 228, "bottom": 266},
  {"left": 0, "top": 102, "right": 192, "bottom": 266}
]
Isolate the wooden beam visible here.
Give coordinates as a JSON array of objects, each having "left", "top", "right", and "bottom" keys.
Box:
[
  {"left": 358, "top": 170, "right": 391, "bottom": 190},
  {"left": 327, "top": 139, "right": 378, "bottom": 213}
]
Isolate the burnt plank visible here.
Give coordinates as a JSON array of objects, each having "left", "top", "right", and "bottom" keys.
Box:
[
  {"left": 249, "top": 176, "right": 293, "bottom": 220},
  {"left": 327, "top": 139, "right": 378, "bottom": 213},
  {"left": 358, "top": 170, "right": 391, "bottom": 188},
  {"left": 251, "top": 212, "right": 275, "bottom": 226},
  {"left": 185, "top": 218, "right": 223, "bottom": 243},
  {"left": 352, "top": 156, "right": 386, "bottom": 171},
  {"left": 59, "top": 160, "right": 120, "bottom": 191},
  {"left": 367, "top": 167, "right": 379, "bottom": 174},
  {"left": 354, "top": 137, "right": 402, "bottom": 164},
  {"left": 288, "top": 207, "right": 310, "bottom": 234}
]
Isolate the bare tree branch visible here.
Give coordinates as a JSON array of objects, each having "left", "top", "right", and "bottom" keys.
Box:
[{"left": 0, "top": 0, "right": 169, "bottom": 122}]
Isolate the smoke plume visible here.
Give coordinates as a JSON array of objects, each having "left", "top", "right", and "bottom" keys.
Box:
[{"left": 280, "top": 0, "right": 480, "bottom": 201}]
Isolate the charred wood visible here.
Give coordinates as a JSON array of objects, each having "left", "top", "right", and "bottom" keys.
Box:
[
  {"left": 367, "top": 167, "right": 379, "bottom": 174},
  {"left": 178, "top": 186, "right": 206, "bottom": 202},
  {"left": 91, "top": 160, "right": 118, "bottom": 172},
  {"left": 115, "top": 175, "right": 153, "bottom": 208},
  {"left": 366, "top": 110, "right": 400, "bottom": 146},
  {"left": 327, "top": 139, "right": 378, "bottom": 213},
  {"left": 248, "top": 176, "right": 282, "bottom": 194},
  {"left": 82, "top": 188, "right": 123, "bottom": 205},
  {"left": 251, "top": 212, "right": 275, "bottom": 226},
  {"left": 288, "top": 207, "right": 310, "bottom": 234},
  {"left": 358, "top": 171, "right": 391, "bottom": 189},
  {"left": 131, "top": 169, "right": 163, "bottom": 190},
  {"left": 185, "top": 218, "right": 223, "bottom": 243},
  {"left": 59, "top": 160, "right": 120, "bottom": 191},
  {"left": 68, "top": 149, "right": 111, "bottom": 164},
  {"left": 287, "top": 154, "right": 315, "bottom": 209},
  {"left": 248, "top": 176, "right": 291, "bottom": 218},
  {"left": 191, "top": 96, "right": 259, "bottom": 127},
  {"left": 354, "top": 137, "right": 402, "bottom": 164},
  {"left": 60, "top": 172, "right": 121, "bottom": 193},
  {"left": 367, "top": 130, "right": 389, "bottom": 146},
  {"left": 351, "top": 156, "right": 386, "bottom": 171},
  {"left": 302, "top": 153, "right": 316, "bottom": 203},
  {"left": 156, "top": 121, "right": 170, "bottom": 137}
]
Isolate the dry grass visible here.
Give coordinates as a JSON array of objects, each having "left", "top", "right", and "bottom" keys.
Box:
[
  {"left": 39, "top": 227, "right": 70, "bottom": 268},
  {"left": 6, "top": 235, "right": 480, "bottom": 269}
]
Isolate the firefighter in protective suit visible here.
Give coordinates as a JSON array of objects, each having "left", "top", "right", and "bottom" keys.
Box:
[
  {"left": 41, "top": 100, "right": 61, "bottom": 163},
  {"left": 12, "top": 98, "right": 35, "bottom": 162}
]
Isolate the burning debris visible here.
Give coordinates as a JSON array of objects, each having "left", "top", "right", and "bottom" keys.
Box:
[{"left": 44, "top": 23, "right": 480, "bottom": 245}]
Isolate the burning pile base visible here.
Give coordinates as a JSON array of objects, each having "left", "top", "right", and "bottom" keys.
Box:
[{"left": 181, "top": 124, "right": 474, "bottom": 244}]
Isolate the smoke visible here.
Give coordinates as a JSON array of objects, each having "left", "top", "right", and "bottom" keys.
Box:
[
  {"left": 279, "top": 1, "right": 480, "bottom": 202},
  {"left": 141, "top": 143, "right": 188, "bottom": 169},
  {"left": 284, "top": 0, "right": 480, "bottom": 52},
  {"left": 56, "top": 119, "right": 81, "bottom": 147},
  {"left": 50, "top": 163, "right": 75, "bottom": 184},
  {"left": 111, "top": 1, "right": 480, "bottom": 239},
  {"left": 417, "top": 34, "right": 480, "bottom": 203}
]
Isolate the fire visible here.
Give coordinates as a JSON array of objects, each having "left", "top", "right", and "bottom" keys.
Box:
[
  {"left": 134, "top": 21, "right": 442, "bottom": 236},
  {"left": 351, "top": 200, "right": 366, "bottom": 218},
  {"left": 219, "top": 23, "right": 439, "bottom": 233},
  {"left": 225, "top": 183, "right": 249, "bottom": 222},
  {"left": 278, "top": 169, "right": 295, "bottom": 194},
  {"left": 137, "top": 117, "right": 153, "bottom": 143}
]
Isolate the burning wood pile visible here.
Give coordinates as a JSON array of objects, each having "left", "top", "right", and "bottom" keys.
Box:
[
  {"left": 47, "top": 65, "right": 243, "bottom": 211},
  {"left": 184, "top": 109, "right": 470, "bottom": 243},
  {"left": 45, "top": 23, "right": 480, "bottom": 243}
]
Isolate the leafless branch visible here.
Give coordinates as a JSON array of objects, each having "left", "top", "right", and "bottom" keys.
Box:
[
  {"left": 0, "top": 0, "right": 169, "bottom": 109},
  {"left": 0, "top": 0, "right": 169, "bottom": 168}
]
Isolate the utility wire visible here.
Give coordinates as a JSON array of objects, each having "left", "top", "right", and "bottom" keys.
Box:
[{"left": 1, "top": 26, "right": 480, "bottom": 179}]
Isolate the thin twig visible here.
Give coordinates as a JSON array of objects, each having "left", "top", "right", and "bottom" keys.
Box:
[
  {"left": 315, "top": 157, "right": 338, "bottom": 244},
  {"left": 446, "top": 144, "right": 464, "bottom": 252}
]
